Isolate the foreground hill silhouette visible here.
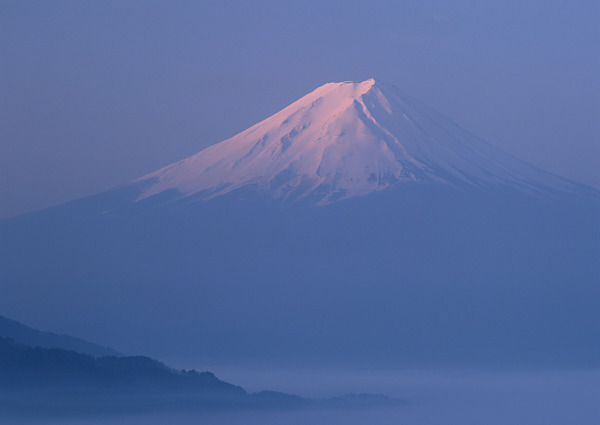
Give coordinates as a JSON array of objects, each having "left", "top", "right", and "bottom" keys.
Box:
[
  {"left": 0, "top": 333, "right": 398, "bottom": 418},
  {"left": 0, "top": 335, "right": 325, "bottom": 417},
  {"left": 0, "top": 337, "right": 243, "bottom": 394}
]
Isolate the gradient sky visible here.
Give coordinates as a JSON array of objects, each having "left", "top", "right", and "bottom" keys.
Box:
[{"left": 1, "top": 0, "right": 599, "bottom": 218}]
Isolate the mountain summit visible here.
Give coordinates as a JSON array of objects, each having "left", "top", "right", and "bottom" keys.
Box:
[
  {"left": 2, "top": 80, "right": 598, "bottom": 370},
  {"left": 134, "top": 78, "right": 580, "bottom": 204}
]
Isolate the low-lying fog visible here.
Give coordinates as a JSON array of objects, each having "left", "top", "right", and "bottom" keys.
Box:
[{"left": 7, "top": 368, "right": 599, "bottom": 425}]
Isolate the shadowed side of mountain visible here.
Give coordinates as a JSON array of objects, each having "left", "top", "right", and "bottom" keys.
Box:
[{"left": 1, "top": 184, "right": 598, "bottom": 369}]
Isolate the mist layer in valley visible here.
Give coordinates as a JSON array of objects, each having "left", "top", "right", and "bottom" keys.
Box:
[{"left": 3, "top": 369, "right": 598, "bottom": 425}]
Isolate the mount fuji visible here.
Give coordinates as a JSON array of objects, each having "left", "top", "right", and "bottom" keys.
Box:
[
  {"left": 130, "top": 78, "right": 585, "bottom": 206},
  {"left": 1, "top": 79, "right": 598, "bottom": 369}
]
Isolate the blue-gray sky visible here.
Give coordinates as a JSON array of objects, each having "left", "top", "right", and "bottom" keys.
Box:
[{"left": 1, "top": 0, "right": 599, "bottom": 218}]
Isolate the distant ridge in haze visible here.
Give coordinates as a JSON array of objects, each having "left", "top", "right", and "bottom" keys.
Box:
[{"left": 0, "top": 314, "right": 119, "bottom": 357}]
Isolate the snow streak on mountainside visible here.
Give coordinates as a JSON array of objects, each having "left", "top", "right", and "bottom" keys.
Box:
[{"left": 135, "top": 78, "right": 581, "bottom": 204}]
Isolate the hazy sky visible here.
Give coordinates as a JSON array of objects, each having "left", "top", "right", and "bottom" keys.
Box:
[{"left": 1, "top": 0, "right": 599, "bottom": 218}]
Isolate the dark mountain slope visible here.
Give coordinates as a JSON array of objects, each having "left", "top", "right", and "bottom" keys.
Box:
[
  {"left": 1, "top": 185, "right": 598, "bottom": 368},
  {"left": 0, "top": 336, "right": 243, "bottom": 394}
]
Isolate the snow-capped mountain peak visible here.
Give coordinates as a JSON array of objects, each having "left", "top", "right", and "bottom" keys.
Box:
[{"left": 134, "top": 78, "right": 579, "bottom": 204}]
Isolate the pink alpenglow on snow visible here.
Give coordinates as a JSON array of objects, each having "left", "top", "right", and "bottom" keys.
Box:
[{"left": 135, "top": 79, "right": 578, "bottom": 205}]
